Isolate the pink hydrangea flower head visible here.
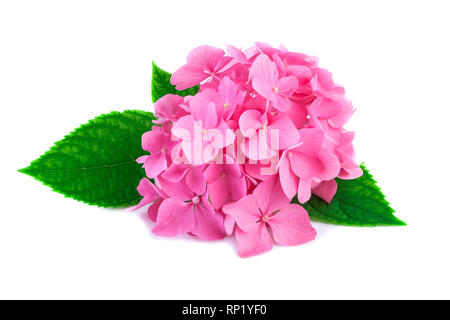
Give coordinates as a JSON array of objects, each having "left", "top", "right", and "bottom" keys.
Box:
[{"left": 136, "top": 42, "right": 362, "bottom": 257}]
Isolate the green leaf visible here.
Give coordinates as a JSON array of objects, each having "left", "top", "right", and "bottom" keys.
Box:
[
  {"left": 19, "top": 110, "right": 155, "bottom": 208},
  {"left": 299, "top": 164, "right": 405, "bottom": 226},
  {"left": 151, "top": 61, "right": 199, "bottom": 103}
]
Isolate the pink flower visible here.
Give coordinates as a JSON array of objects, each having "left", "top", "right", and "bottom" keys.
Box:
[
  {"left": 308, "top": 68, "right": 354, "bottom": 128},
  {"left": 153, "top": 94, "right": 188, "bottom": 125},
  {"left": 278, "top": 128, "right": 340, "bottom": 202},
  {"left": 222, "top": 177, "right": 316, "bottom": 257},
  {"left": 204, "top": 158, "right": 247, "bottom": 210},
  {"left": 171, "top": 46, "right": 232, "bottom": 90},
  {"left": 250, "top": 54, "right": 299, "bottom": 112},
  {"left": 134, "top": 178, "right": 168, "bottom": 222},
  {"left": 238, "top": 109, "right": 299, "bottom": 160},
  {"left": 162, "top": 163, "right": 206, "bottom": 196},
  {"left": 135, "top": 178, "right": 158, "bottom": 209},
  {"left": 172, "top": 96, "right": 235, "bottom": 164},
  {"left": 152, "top": 177, "right": 225, "bottom": 240},
  {"left": 311, "top": 180, "right": 338, "bottom": 204},
  {"left": 335, "top": 131, "right": 363, "bottom": 180},
  {"left": 137, "top": 126, "right": 172, "bottom": 178},
  {"left": 188, "top": 76, "right": 245, "bottom": 121}
]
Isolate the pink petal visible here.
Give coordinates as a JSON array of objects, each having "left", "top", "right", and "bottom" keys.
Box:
[
  {"left": 297, "top": 178, "right": 312, "bottom": 203},
  {"left": 137, "top": 178, "right": 155, "bottom": 197},
  {"left": 276, "top": 76, "right": 298, "bottom": 95},
  {"left": 170, "top": 45, "right": 226, "bottom": 90},
  {"left": 312, "top": 68, "right": 335, "bottom": 92},
  {"left": 222, "top": 195, "right": 261, "bottom": 232},
  {"left": 226, "top": 45, "right": 249, "bottom": 65},
  {"left": 152, "top": 198, "right": 195, "bottom": 237},
  {"left": 295, "top": 128, "right": 324, "bottom": 156},
  {"left": 290, "top": 153, "right": 323, "bottom": 178},
  {"left": 280, "top": 99, "right": 308, "bottom": 128},
  {"left": 328, "top": 97, "right": 354, "bottom": 128},
  {"left": 204, "top": 163, "right": 222, "bottom": 183},
  {"left": 244, "top": 159, "right": 277, "bottom": 180},
  {"left": 141, "top": 128, "right": 164, "bottom": 154},
  {"left": 253, "top": 176, "right": 291, "bottom": 214},
  {"left": 189, "top": 89, "right": 222, "bottom": 125},
  {"left": 185, "top": 166, "right": 206, "bottom": 195},
  {"left": 170, "top": 64, "right": 209, "bottom": 90},
  {"left": 172, "top": 115, "right": 195, "bottom": 142},
  {"left": 249, "top": 53, "right": 278, "bottom": 82},
  {"left": 273, "top": 94, "right": 291, "bottom": 112},
  {"left": 235, "top": 225, "right": 273, "bottom": 258},
  {"left": 194, "top": 102, "right": 219, "bottom": 129},
  {"left": 142, "top": 152, "right": 167, "bottom": 179},
  {"left": 191, "top": 204, "right": 226, "bottom": 240},
  {"left": 339, "top": 166, "right": 363, "bottom": 180},
  {"left": 286, "top": 65, "right": 312, "bottom": 85},
  {"left": 218, "top": 76, "right": 237, "bottom": 104},
  {"left": 187, "top": 45, "right": 226, "bottom": 70},
  {"left": 250, "top": 55, "right": 278, "bottom": 99},
  {"left": 279, "top": 156, "right": 299, "bottom": 199},
  {"left": 268, "top": 116, "right": 300, "bottom": 150},
  {"left": 239, "top": 130, "right": 276, "bottom": 161},
  {"left": 312, "top": 179, "right": 338, "bottom": 204},
  {"left": 318, "top": 149, "right": 341, "bottom": 180},
  {"left": 157, "top": 176, "right": 194, "bottom": 201},
  {"left": 224, "top": 214, "right": 236, "bottom": 235},
  {"left": 223, "top": 163, "right": 242, "bottom": 178},
  {"left": 268, "top": 204, "right": 316, "bottom": 246},
  {"left": 207, "top": 119, "right": 235, "bottom": 149},
  {"left": 207, "top": 177, "right": 229, "bottom": 210},
  {"left": 228, "top": 176, "right": 247, "bottom": 202},
  {"left": 285, "top": 52, "right": 318, "bottom": 68},
  {"left": 154, "top": 94, "right": 186, "bottom": 121},
  {"left": 147, "top": 198, "right": 162, "bottom": 222},
  {"left": 309, "top": 97, "right": 343, "bottom": 119},
  {"left": 239, "top": 110, "right": 263, "bottom": 137},
  {"left": 162, "top": 163, "right": 190, "bottom": 182},
  {"left": 134, "top": 178, "right": 158, "bottom": 210}
]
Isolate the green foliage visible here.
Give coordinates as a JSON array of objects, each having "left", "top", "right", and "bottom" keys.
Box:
[
  {"left": 300, "top": 164, "right": 405, "bottom": 226},
  {"left": 19, "top": 110, "right": 156, "bottom": 208},
  {"left": 151, "top": 61, "right": 199, "bottom": 103}
]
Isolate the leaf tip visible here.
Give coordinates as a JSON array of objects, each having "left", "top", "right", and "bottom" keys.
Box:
[
  {"left": 18, "top": 166, "right": 31, "bottom": 176},
  {"left": 390, "top": 217, "right": 407, "bottom": 226}
]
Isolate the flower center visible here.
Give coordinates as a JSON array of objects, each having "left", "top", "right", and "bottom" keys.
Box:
[
  {"left": 262, "top": 215, "right": 270, "bottom": 222},
  {"left": 202, "top": 129, "right": 207, "bottom": 135},
  {"left": 192, "top": 196, "right": 200, "bottom": 204},
  {"left": 261, "top": 124, "right": 267, "bottom": 131},
  {"left": 224, "top": 103, "right": 229, "bottom": 109},
  {"left": 221, "top": 172, "right": 227, "bottom": 179},
  {"left": 287, "top": 152, "right": 293, "bottom": 158},
  {"left": 273, "top": 87, "right": 279, "bottom": 93},
  {"left": 161, "top": 147, "right": 167, "bottom": 153}
]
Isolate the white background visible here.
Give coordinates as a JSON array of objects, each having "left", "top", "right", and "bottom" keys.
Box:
[{"left": 1, "top": 0, "right": 449, "bottom": 299}]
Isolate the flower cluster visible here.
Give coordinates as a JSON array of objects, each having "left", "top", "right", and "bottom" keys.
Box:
[{"left": 136, "top": 43, "right": 362, "bottom": 257}]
